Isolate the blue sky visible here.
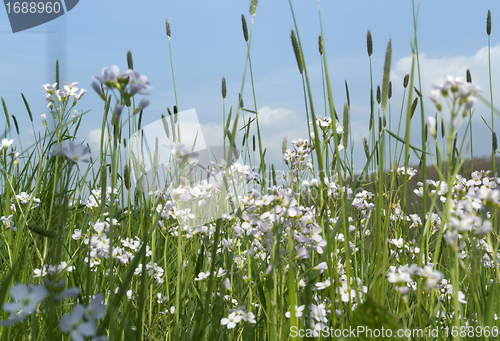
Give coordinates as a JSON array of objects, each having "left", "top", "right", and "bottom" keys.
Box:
[{"left": 2, "top": 0, "right": 500, "bottom": 173}]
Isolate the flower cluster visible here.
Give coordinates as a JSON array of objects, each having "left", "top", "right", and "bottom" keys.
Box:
[
  {"left": 396, "top": 166, "right": 417, "bottom": 179},
  {"left": 429, "top": 76, "right": 481, "bottom": 112},
  {"left": 43, "top": 82, "right": 86, "bottom": 109},
  {"left": 92, "top": 65, "right": 151, "bottom": 114},
  {"left": 33, "top": 261, "right": 75, "bottom": 278},
  {"left": 387, "top": 264, "right": 444, "bottom": 295},
  {"left": 310, "top": 115, "right": 345, "bottom": 148},
  {"left": 283, "top": 139, "right": 314, "bottom": 185},
  {"left": 220, "top": 307, "right": 256, "bottom": 329}
]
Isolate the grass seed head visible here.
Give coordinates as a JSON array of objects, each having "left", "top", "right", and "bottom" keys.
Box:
[
  {"left": 166, "top": 19, "right": 171, "bottom": 38},
  {"left": 222, "top": 77, "right": 227, "bottom": 100},
  {"left": 127, "top": 50, "right": 134, "bottom": 70},
  {"left": 381, "top": 39, "right": 392, "bottom": 111},
  {"left": 291, "top": 29, "right": 303, "bottom": 75},
  {"left": 363, "top": 137, "right": 370, "bottom": 158},
  {"left": 241, "top": 15, "right": 249, "bottom": 42},
  {"left": 410, "top": 97, "right": 418, "bottom": 120},
  {"left": 124, "top": 164, "right": 131, "bottom": 190},
  {"left": 343, "top": 104, "right": 349, "bottom": 147},
  {"left": 366, "top": 30, "right": 373, "bottom": 57},
  {"left": 487, "top": 10, "right": 492, "bottom": 36},
  {"left": 250, "top": 0, "right": 258, "bottom": 17}
]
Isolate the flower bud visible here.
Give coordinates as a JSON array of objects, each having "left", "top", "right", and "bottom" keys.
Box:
[
  {"left": 427, "top": 116, "right": 436, "bottom": 137},
  {"left": 41, "top": 114, "right": 48, "bottom": 128}
]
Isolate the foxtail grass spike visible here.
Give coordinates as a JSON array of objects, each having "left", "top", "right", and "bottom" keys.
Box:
[
  {"left": 167, "top": 107, "right": 172, "bottom": 116},
  {"left": 376, "top": 86, "right": 381, "bottom": 105},
  {"left": 253, "top": 135, "right": 256, "bottom": 152},
  {"left": 363, "top": 137, "right": 370, "bottom": 159},
  {"left": 425, "top": 124, "right": 428, "bottom": 142},
  {"left": 466, "top": 69, "right": 472, "bottom": 83},
  {"left": 138, "top": 110, "right": 143, "bottom": 130},
  {"left": 403, "top": 72, "right": 409, "bottom": 88},
  {"left": 272, "top": 164, "right": 277, "bottom": 186},
  {"left": 127, "top": 50, "right": 134, "bottom": 70},
  {"left": 27, "top": 224, "right": 57, "bottom": 239},
  {"left": 21, "top": 94, "right": 33, "bottom": 122},
  {"left": 174, "top": 105, "right": 178, "bottom": 114},
  {"left": 123, "top": 138, "right": 127, "bottom": 148},
  {"left": 369, "top": 108, "right": 374, "bottom": 131},
  {"left": 388, "top": 81, "right": 392, "bottom": 99},
  {"left": 381, "top": 40, "right": 392, "bottom": 112},
  {"left": 250, "top": 0, "right": 258, "bottom": 16},
  {"left": 378, "top": 116, "right": 382, "bottom": 134},
  {"left": 166, "top": 19, "right": 171, "bottom": 39},
  {"left": 318, "top": 35, "right": 323, "bottom": 55},
  {"left": 366, "top": 30, "right": 373, "bottom": 57},
  {"left": 56, "top": 60, "right": 59, "bottom": 90},
  {"left": 2, "top": 98, "right": 10, "bottom": 129},
  {"left": 12, "top": 115, "right": 19, "bottom": 135},
  {"left": 162, "top": 114, "right": 170, "bottom": 139},
  {"left": 345, "top": 80, "right": 350, "bottom": 107},
  {"left": 493, "top": 132, "right": 498, "bottom": 152},
  {"left": 241, "top": 15, "right": 249, "bottom": 42},
  {"left": 291, "top": 29, "right": 303, "bottom": 75},
  {"left": 410, "top": 97, "right": 418, "bottom": 119},
  {"left": 383, "top": 116, "right": 387, "bottom": 128},
  {"left": 101, "top": 163, "right": 107, "bottom": 192},
  {"left": 222, "top": 77, "right": 227, "bottom": 99},
  {"left": 343, "top": 104, "right": 349, "bottom": 147},
  {"left": 441, "top": 118, "right": 446, "bottom": 139},
  {"left": 282, "top": 137, "right": 287, "bottom": 154},
  {"left": 239, "top": 93, "right": 244, "bottom": 109},
  {"left": 124, "top": 164, "right": 131, "bottom": 190},
  {"left": 487, "top": 10, "right": 492, "bottom": 36}
]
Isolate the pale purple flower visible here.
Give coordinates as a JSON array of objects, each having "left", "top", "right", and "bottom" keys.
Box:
[
  {"left": 62, "top": 141, "right": 92, "bottom": 163},
  {"left": 2, "top": 284, "right": 47, "bottom": 323},
  {"left": 60, "top": 305, "right": 96, "bottom": 341},
  {"left": 1, "top": 215, "right": 16, "bottom": 231}
]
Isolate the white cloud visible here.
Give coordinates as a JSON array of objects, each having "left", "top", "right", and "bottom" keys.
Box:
[{"left": 392, "top": 44, "right": 500, "bottom": 122}]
